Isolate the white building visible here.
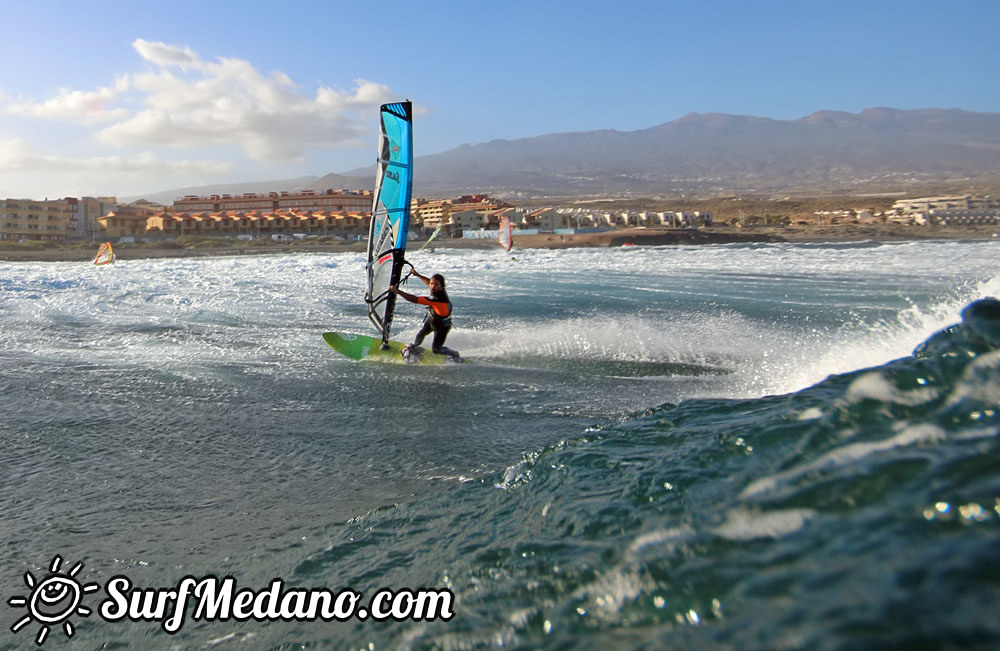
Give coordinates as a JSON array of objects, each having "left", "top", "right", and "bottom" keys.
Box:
[
  {"left": 893, "top": 195, "right": 1000, "bottom": 214},
  {"left": 449, "top": 210, "right": 487, "bottom": 232}
]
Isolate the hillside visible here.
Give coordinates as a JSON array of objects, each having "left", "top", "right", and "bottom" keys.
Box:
[
  {"left": 402, "top": 108, "right": 1000, "bottom": 197},
  {"left": 126, "top": 108, "right": 1000, "bottom": 204}
]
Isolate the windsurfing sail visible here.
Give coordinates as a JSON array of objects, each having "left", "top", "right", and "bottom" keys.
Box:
[
  {"left": 365, "top": 101, "right": 414, "bottom": 347},
  {"left": 418, "top": 224, "right": 442, "bottom": 250},
  {"left": 498, "top": 215, "right": 514, "bottom": 252},
  {"left": 93, "top": 241, "right": 115, "bottom": 265}
]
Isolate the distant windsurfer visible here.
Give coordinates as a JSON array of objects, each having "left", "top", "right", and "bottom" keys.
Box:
[{"left": 389, "top": 267, "right": 458, "bottom": 358}]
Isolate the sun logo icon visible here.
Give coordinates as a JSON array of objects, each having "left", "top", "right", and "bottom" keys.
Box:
[{"left": 7, "top": 555, "right": 100, "bottom": 646}]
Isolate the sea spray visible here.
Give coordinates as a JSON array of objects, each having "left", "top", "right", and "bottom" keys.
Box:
[{"left": 304, "top": 297, "right": 1000, "bottom": 648}]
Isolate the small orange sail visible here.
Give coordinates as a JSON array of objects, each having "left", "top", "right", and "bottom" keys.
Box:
[{"left": 93, "top": 241, "right": 115, "bottom": 265}]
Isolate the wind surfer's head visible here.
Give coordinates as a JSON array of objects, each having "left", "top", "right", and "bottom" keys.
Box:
[{"left": 430, "top": 274, "right": 446, "bottom": 293}]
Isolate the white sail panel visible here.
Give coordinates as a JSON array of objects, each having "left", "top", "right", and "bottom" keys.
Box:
[{"left": 498, "top": 215, "right": 513, "bottom": 252}]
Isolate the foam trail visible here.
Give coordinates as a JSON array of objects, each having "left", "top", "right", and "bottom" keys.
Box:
[{"left": 459, "top": 312, "right": 752, "bottom": 367}]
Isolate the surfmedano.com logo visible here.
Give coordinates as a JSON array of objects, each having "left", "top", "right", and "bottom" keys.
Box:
[{"left": 8, "top": 555, "right": 455, "bottom": 645}]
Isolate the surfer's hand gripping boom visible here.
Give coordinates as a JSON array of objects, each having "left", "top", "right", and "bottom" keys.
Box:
[{"left": 401, "top": 260, "right": 420, "bottom": 286}]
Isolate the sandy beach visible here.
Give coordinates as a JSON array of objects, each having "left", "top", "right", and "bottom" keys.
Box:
[{"left": 1, "top": 223, "right": 997, "bottom": 263}]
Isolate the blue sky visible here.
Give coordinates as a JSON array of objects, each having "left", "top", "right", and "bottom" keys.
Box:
[{"left": 1, "top": 0, "right": 997, "bottom": 199}]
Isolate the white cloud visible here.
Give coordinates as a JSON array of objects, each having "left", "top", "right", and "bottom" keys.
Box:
[
  {"left": 2, "top": 39, "right": 400, "bottom": 162},
  {"left": 7, "top": 78, "right": 131, "bottom": 125},
  {"left": 105, "top": 41, "right": 398, "bottom": 160},
  {"left": 132, "top": 38, "right": 202, "bottom": 71},
  {"left": 0, "top": 138, "right": 231, "bottom": 175},
  {"left": 35, "top": 39, "right": 395, "bottom": 162}
]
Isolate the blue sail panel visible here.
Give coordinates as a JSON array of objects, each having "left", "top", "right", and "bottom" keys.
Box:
[{"left": 366, "top": 101, "right": 414, "bottom": 343}]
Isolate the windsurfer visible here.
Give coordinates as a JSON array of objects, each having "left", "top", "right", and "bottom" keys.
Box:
[{"left": 389, "top": 268, "right": 458, "bottom": 357}]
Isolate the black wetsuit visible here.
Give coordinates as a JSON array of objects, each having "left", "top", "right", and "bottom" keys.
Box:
[{"left": 411, "top": 289, "right": 453, "bottom": 353}]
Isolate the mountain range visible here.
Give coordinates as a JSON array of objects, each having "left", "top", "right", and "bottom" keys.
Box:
[{"left": 128, "top": 108, "right": 1000, "bottom": 204}]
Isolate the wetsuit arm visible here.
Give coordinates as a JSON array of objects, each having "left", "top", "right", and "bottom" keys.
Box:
[
  {"left": 389, "top": 286, "right": 419, "bottom": 303},
  {"left": 410, "top": 269, "right": 431, "bottom": 287}
]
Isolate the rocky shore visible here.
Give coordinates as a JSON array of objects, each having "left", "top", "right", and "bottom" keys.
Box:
[{"left": 1, "top": 223, "right": 997, "bottom": 263}]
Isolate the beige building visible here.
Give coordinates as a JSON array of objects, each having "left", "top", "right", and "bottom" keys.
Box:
[
  {"left": 893, "top": 195, "right": 1000, "bottom": 213},
  {"left": 411, "top": 198, "right": 456, "bottom": 230},
  {"left": 172, "top": 189, "right": 373, "bottom": 214},
  {"left": 143, "top": 209, "right": 371, "bottom": 238},
  {"left": 891, "top": 195, "right": 1000, "bottom": 226},
  {"left": 1, "top": 195, "right": 139, "bottom": 242},
  {"left": 525, "top": 209, "right": 572, "bottom": 231},
  {"left": 276, "top": 189, "right": 371, "bottom": 212},
  {"left": 412, "top": 194, "right": 512, "bottom": 232},
  {"left": 483, "top": 208, "right": 522, "bottom": 229},
  {"left": 96, "top": 206, "right": 153, "bottom": 240},
  {"left": 1, "top": 197, "right": 75, "bottom": 242},
  {"left": 450, "top": 210, "right": 487, "bottom": 232},
  {"left": 74, "top": 197, "right": 118, "bottom": 240}
]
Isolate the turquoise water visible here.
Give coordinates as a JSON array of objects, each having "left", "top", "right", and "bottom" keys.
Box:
[{"left": 1, "top": 239, "right": 998, "bottom": 648}]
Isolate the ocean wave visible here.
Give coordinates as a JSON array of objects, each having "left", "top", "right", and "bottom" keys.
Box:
[{"left": 308, "top": 298, "right": 1000, "bottom": 648}]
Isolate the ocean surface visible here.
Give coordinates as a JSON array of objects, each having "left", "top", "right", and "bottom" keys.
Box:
[{"left": 1, "top": 239, "right": 998, "bottom": 649}]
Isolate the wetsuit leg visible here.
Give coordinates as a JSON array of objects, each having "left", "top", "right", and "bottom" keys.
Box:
[
  {"left": 430, "top": 323, "right": 451, "bottom": 354},
  {"left": 412, "top": 317, "right": 434, "bottom": 347}
]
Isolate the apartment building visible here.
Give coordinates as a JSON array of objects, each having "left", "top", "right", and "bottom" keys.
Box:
[
  {"left": 449, "top": 210, "right": 487, "bottom": 232},
  {"left": 171, "top": 189, "right": 373, "bottom": 214},
  {"left": 72, "top": 197, "right": 118, "bottom": 239},
  {"left": 892, "top": 195, "right": 1000, "bottom": 226},
  {"left": 96, "top": 206, "right": 153, "bottom": 240},
  {"left": 411, "top": 195, "right": 513, "bottom": 232},
  {"left": 411, "top": 198, "right": 455, "bottom": 230},
  {"left": 893, "top": 195, "right": 1000, "bottom": 213},
  {"left": 931, "top": 210, "right": 1000, "bottom": 226},
  {"left": 276, "top": 189, "right": 371, "bottom": 212},
  {"left": 527, "top": 209, "right": 573, "bottom": 231},
  {"left": 1, "top": 197, "right": 74, "bottom": 241},
  {"left": 144, "top": 209, "right": 371, "bottom": 238}
]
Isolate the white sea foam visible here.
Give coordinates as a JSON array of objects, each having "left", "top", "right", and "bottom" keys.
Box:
[
  {"left": 714, "top": 507, "right": 818, "bottom": 540},
  {"left": 2, "top": 240, "right": 998, "bottom": 403},
  {"left": 845, "top": 372, "right": 939, "bottom": 406},
  {"left": 944, "top": 349, "right": 1000, "bottom": 408},
  {"left": 741, "top": 422, "right": 949, "bottom": 499}
]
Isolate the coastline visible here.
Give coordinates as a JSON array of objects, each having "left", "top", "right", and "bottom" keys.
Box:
[{"left": 1, "top": 224, "right": 997, "bottom": 263}]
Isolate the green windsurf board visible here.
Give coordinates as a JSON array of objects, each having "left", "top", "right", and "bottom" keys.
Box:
[{"left": 322, "top": 332, "right": 462, "bottom": 365}]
